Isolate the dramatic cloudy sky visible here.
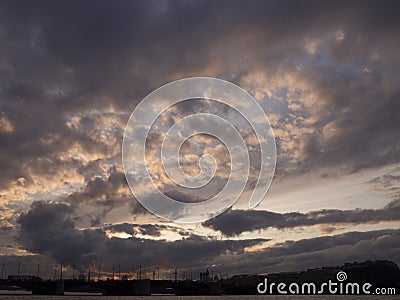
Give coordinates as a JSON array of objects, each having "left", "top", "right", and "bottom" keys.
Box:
[{"left": 0, "top": 0, "right": 400, "bottom": 280}]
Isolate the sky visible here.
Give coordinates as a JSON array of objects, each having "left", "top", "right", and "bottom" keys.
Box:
[{"left": 0, "top": 0, "right": 400, "bottom": 280}]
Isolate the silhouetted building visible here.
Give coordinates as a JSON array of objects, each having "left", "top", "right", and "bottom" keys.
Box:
[{"left": 200, "top": 269, "right": 211, "bottom": 282}]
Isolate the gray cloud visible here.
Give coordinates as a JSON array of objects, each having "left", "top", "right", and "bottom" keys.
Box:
[
  {"left": 16, "top": 201, "right": 400, "bottom": 276},
  {"left": 17, "top": 201, "right": 265, "bottom": 273},
  {"left": 4, "top": 227, "right": 399, "bottom": 279},
  {"left": 18, "top": 201, "right": 106, "bottom": 268},
  {"left": 1, "top": 0, "right": 400, "bottom": 276},
  {"left": 203, "top": 199, "right": 400, "bottom": 236},
  {"left": 63, "top": 169, "right": 149, "bottom": 227},
  {"left": 0, "top": 0, "right": 399, "bottom": 190},
  {"left": 215, "top": 229, "right": 400, "bottom": 274}
]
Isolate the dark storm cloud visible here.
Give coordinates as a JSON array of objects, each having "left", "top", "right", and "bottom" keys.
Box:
[
  {"left": 104, "top": 234, "right": 266, "bottom": 274},
  {"left": 1, "top": 0, "right": 400, "bottom": 275},
  {"left": 0, "top": 0, "right": 399, "bottom": 189},
  {"left": 65, "top": 170, "right": 148, "bottom": 225},
  {"left": 216, "top": 228, "right": 400, "bottom": 274},
  {"left": 105, "top": 223, "right": 135, "bottom": 235},
  {"left": 16, "top": 201, "right": 400, "bottom": 275},
  {"left": 67, "top": 171, "right": 127, "bottom": 206},
  {"left": 203, "top": 199, "right": 400, "bottom": 236},
  {"left": 18, "top": 201, "right": 106, "bottom": 267},
  {"left": 291, "top": 61, "right": 400, "bottom": 175},
  {"left": 17, "top": 201, "right": 265, "bottom": 272}
]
